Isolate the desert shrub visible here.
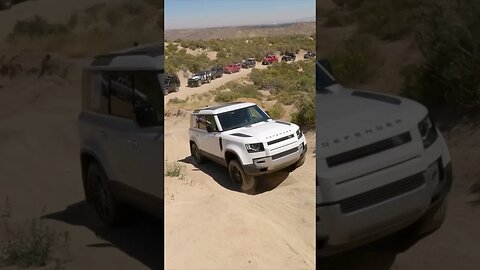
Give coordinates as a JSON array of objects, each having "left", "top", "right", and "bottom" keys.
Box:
[
  {"left": 0, "top": 219, "right": 58, "bottom": 268},
  {"left": 329, "top": 34, "right": 378, "bottom": 87},
  {"left": 7, "top": 16, "right": 69, "bottom": 42},
  {"left": 268, "top": 103, "right": 285, "bottom": 119},
  {"left": 214, "top": 82, "right": 261, "bottom": 103},
  {"left": 291, "top": 92, "right": 315, "bottom": 129},
  {"left": 401, "top": 0, "right": 480, "bottom": 112},
  {"left": 324, "top": 9, "right": 354, "bottom": 27},
  {"left": 165, "top": 162, "right": 185, "bottom": 178}
]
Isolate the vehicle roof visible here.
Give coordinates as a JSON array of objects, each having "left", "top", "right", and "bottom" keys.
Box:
[
  {"left": 192, "top": 102, "right": 256, "bottom": 115},
  {"left": 85, "top": 42, "right": 164, "bottom": 71}
]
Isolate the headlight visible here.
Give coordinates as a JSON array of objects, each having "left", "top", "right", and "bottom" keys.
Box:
[
  {"left": 245, "top": 143, "right": 265, "bottom": 153},
  {"left": 296, "top": 129, "right": 303, "bottom": 139},
  {"left": 418, "top": 115, "right": 438, "bottom": 148}
]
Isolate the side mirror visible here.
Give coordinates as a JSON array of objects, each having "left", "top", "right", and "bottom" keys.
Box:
[
  {"left": 319, "top": 59, "right": 333, "bottom": 75},
  {"left": 135, "top": 104, "right": 158, "bottom": 127}
]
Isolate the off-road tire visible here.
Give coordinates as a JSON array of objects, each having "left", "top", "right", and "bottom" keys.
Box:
[
  {"left": 190, "top": 142, "right": 206, "bottom": 164},
  {"left": 228, "top": 160, "right": 256, "bottom": 194},
  {"left": 175, "top": 85, "right": 179, "bottom": 92},
  {"left": 87, "top": 162, "right": 125, "bottom": 227}
]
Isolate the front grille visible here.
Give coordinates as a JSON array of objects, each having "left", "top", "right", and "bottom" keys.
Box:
[
  {"left": 326, "top": 132, "right": 412, "bottom": 168},
  {"left": 339, "top": 172, "right": 425, "bottom": 214},
  {"left": 271, "top": 146, "right": 299, "bottom": 160},
  {"left": 267, "top": 134, "right": 294, "bottom": 145}
]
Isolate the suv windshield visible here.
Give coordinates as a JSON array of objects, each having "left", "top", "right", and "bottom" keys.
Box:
[
  {"left": 317, "top": 60, "right": 337, "bottom": 93},
  {"left": 217, "top": 105, "right": 270, "bottom": 131}
]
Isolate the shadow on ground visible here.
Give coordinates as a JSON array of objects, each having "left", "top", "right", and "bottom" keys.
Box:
[
  {"left": 317, "top": 232, "right": 424, "bottom": 270},
  {"left": 178, "top": 156, "right": 290, "bottom": 195},
  {"left": 43, "top": 201, "right": 162, "bottom": 270}
]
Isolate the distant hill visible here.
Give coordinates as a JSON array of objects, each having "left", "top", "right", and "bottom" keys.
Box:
[{"left": 165, "top": 22, "right": 315, "bottom": 41}]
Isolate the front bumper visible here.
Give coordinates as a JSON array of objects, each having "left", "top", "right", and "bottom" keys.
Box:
[
  {"left": 243, "top": 142, "right": 308, "bottom": 175},
  {"left": 317, "top": 160, "right": 453, "bottom": 255}
]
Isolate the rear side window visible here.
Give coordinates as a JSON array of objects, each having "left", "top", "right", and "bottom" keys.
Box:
[
  {"left": 110, "top": 73, "right": 135, "bottom": 119},
  {"left": 82, "top": 71, "right": 109, "bottom": 114},
  {"left": 133, "top": 72, "right": 164, "bottom": 126}
]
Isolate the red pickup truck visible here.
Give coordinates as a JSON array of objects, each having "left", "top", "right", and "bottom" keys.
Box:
[
  {"left": 224, "top": 63, "right": 241, "bottom": 74},
  {"left": 262, "top": 54, "right": 279, "bottom": 65}
]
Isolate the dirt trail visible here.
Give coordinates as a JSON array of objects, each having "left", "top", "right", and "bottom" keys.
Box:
[
  {"left": 164, "top": 115, "right": 316, "bottom": 270},
  {"left": 165, "top": 51, "right": 308, "bottom": 103}
]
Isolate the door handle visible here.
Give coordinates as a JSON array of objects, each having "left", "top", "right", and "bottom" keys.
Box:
[{"left": 128, "top": 139, "right": 139, "bottom": 148}]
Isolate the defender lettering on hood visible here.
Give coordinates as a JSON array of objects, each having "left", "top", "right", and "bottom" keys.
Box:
[{"left": 321, "top": 119, "right": 403, "bottom": 148}]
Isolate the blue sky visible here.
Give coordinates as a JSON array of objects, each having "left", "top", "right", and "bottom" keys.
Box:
[{"left": 165, "top": 0, "right": 315, "bottom": 30}]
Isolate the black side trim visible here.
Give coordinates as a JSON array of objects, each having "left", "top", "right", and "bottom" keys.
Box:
[
  {"left": 231, "top": 133, "right": 252, "bottom": 137},
  {"left": 326, "top": 132, "right": 412, "bottom": 168},
  {"left": 199, "top": 150, "right": 227, "bottom": 166},
  {"left": 352, "top": 91, "right": 402, "bottom": 105}
]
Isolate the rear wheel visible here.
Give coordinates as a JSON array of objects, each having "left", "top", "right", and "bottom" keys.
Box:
[
  {"left": 190, "top": 142, "right": 206, "bottom": 164},
  {"left": 229, "top": 160, "right": 256, "bottom": 194},
  {"left": 175, "top": 85, "right": 179, "bottom": 92},
  {"left": 87, "top": 162, "right": 125, "bottom": 227}
]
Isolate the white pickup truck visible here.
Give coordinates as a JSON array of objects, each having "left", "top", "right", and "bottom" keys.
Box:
[
  {"left": 316, "top": 60, "right": 453, "bottom": 255},
  {"left": 189, "top": 102, "right": 307, "bottom": 194}
]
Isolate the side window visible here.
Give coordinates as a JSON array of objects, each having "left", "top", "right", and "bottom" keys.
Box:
[
  {"left": 133, "top": 71, "right": 164, "bottom": 127},
  {"left": 205, "top": 115, "right": 218, "bottom": 132},
  {"left": 110, "top": 73, "right": 134, "bottom": 119},
  {"left": 82, "top": 71, "right": 108, "bottom": 114},
  {"left": 248, "top": 106, "right": 263, "bottom": 119},
  {"left": 197, "top": 115, "right": 207, "bottom": 130}
]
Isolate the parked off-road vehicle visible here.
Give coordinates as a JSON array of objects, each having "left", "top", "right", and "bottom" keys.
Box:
[
  {"left": 224, "top": 63, "right": 241, "bottom": 74},
  {"left": 210, "top": 65, "right": 224, "bottom": 79},
  {"left": 78, "top": 43, "right": 164, "bottom": 226},
  {"left": 282, "top": 52, "right": 296, "bottom": 62},
  {"left": 189, "top": 102, "right": 307, "bottom": 194},
  {"left": 316, "top": 59, "right": 452, "bottom": 256},
  {"left": 304, "top": 51, "right": 316, "bottom": 59},
  {"left": 262, "top": 54, "right": 278, "bottom": 65},
  {"left": 188, "top": 71, "right": 211, "bottom": 87},
  {"left": 164, "top": 74, "right": 180, "bottom": 95},
  {"left": 242, "top": 58, "right": 256, "bottom": 69}
]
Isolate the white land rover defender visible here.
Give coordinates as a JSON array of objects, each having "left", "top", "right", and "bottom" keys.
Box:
[
  {"left": 316, "top": 60, "right": 453, "bottom": 255},
  {"left": 189, "top": 102, "right": 307, "bottom": 193}
]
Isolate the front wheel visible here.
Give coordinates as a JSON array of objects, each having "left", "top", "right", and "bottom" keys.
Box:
[{"left": 228, "top": 160, "right": 256, "bottom": 194}]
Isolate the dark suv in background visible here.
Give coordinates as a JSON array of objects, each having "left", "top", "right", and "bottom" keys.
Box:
[
  {"left": 282, "top": 52, "right": 296, "bottom": 62},
  {"left": 210, "top": 65, "right": 224, "bottom": 79},
  {"left": 164, "top": 74, "right": 180, "bottom": 95},
  {"left": 242, "top": 58, "right": 256, "bottom": 69}
]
